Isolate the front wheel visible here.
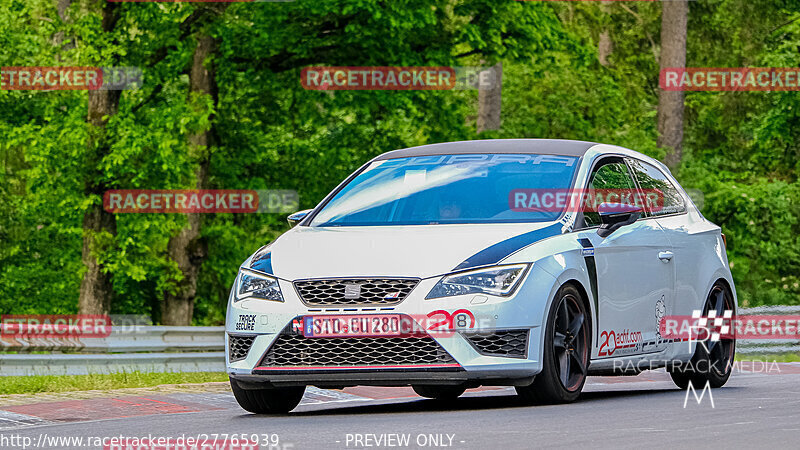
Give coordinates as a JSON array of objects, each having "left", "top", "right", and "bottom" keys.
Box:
[
  {"left": 230, "top": 377, "right": 305, "bottom": 414},
  {"left": 516, "top": 284, "right": 590, "bottom": 404},
  {"left": 669, "top": 282, "right": 736, "bottom": 389}
]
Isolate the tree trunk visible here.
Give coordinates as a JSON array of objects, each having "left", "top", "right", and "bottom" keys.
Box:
[
  {"left": 78, "top": 1, "right": 120, "bottom": 315},
  {"left": 162, "top": 33, "right": 218, "bottom": 325},
  {"left": 598, "top": 30, "right": 613, "bottom": 67},
  {"left": 57, "top": 0, "right": 71, "bottom": 21},
  {"left": 598, "top": 2, "right": 613, "bottom": 67},
  {"left": 477, "top": 61, "right": 503, "bottom": 134},
  {"left": 657, "top": 0, "right": 688, "bottom": 170},
  {"left": 54, "top": 0, "right": 71, "bottom": 46}
]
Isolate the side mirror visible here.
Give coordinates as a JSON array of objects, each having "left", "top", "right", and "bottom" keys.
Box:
[
  {"left": 287, "top": 209, "right": 312, "bottom": 227},
  {"left": 597, "top": 203, "right": 642, "bottom": 238}
]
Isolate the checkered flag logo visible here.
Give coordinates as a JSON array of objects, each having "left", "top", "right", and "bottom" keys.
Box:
[{"left": 692, "top": 309, "right": 734, "bottom": 341}]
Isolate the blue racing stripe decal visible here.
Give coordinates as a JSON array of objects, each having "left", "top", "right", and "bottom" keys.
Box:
[
  {"left": 250, "top": 252, "right": 273, "bottom": 274},
  {"left": 452, "top": 223, "right": 563, "bottom": 271}
]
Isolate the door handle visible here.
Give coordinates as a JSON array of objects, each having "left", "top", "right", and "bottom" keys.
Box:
[{"left": 658, "top": 251, "right": 674, "bottom": 262}]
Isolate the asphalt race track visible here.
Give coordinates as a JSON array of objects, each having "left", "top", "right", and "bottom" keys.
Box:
[{"left": 1, "top": 364, "right": 798, "bottom": 449}]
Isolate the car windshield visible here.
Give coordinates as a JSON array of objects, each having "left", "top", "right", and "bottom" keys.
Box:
[{"left": 310, "top": 153, "right": 579, "bottom": 226}]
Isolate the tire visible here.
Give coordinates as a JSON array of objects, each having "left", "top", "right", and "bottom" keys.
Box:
[
  {"left": 516, "top": 284, "right": 590, "bottom": 404},
  {"left": 412, "top": 384, "right": 467, "bottom": 400},
  {"left": 230, "top": 377, "right": 305, "bottom": 414},
  {"left": 669, "top": 282, "right": 736, "bottom": 389}
]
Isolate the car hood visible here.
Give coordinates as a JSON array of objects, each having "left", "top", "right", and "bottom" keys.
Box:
[{"left": 251, "top": 222, "right": 562, "bottom": 280}]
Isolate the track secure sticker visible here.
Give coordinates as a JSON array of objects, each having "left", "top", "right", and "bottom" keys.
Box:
[
  {"left": 235, "top": 314, "right": 256, "bottom": 331},
  {"left": 581, "top": 248, "right": 594, "bottom": 257}
]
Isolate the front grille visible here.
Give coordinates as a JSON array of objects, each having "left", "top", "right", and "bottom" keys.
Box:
[
  {"left": 293, "top": 278, "right": 419, "bottom": 307},
  {"left": 463, "top": 330, "right": 529, "bottom": 358},
  {"left": 228, "top": 335, "right": 256, "bottom": 362},
  {"left": 259, "top": 334, "right": 456, "bottom": 367}
]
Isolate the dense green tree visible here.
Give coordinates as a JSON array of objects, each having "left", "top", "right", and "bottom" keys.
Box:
[{"left": 2, "top": 0, "right": 799, "bottom": 323}]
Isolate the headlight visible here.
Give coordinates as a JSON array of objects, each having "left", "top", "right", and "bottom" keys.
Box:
[
  {"left": 426, "top": 264, "right": 529, "bottom": 299},
  {"left": 235, "top": 268, "right": 283, "bottom": 302}
]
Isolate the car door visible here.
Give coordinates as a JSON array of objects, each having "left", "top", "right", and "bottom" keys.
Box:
[
  {"left": 626, "top": 158, "right": 699, "bottom": 320},
  {"left": 576, "top": 157, "right": 675, "bottom": 359}
]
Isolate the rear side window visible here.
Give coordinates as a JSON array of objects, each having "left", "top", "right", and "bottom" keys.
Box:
[
  {"left": 627, "top": 159, "right": 685, "bottom": 217},
  {"left": 583, "top": 160, "right": 638, "bottom": 228}
]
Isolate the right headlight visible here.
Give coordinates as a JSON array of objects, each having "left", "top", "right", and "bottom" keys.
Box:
[
  {"left": 235, "top": 268, "right": 283, "bottom": 302},
  {"left": 426, "top": 263, "right": 529, "bottom": 299}
]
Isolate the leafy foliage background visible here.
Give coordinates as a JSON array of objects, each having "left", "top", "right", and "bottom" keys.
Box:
[{"left": 1, "top": 0, "right": 798, "bottom": 322}]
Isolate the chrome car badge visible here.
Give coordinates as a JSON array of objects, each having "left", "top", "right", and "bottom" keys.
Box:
[{"left": 343, "top": 284, "right": 361, "bottom": 299}]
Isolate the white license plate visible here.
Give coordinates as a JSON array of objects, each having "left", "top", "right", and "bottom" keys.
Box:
[{"left": 302, "top": 314, "right": 410, "bottom": 338}]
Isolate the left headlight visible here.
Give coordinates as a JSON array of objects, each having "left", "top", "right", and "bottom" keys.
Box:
[
  {"left": 235, "top": 268, "right": 283, "bottom": 302},
  {"left": 426, "top": 263, "right": 530, "bottom": 299}
]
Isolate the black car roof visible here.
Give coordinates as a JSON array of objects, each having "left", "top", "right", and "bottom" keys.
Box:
[{"left": 374, "top": 139, "right": 599, "bottom": 160}]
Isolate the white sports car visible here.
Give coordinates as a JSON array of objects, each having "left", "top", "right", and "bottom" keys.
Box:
[{"left": 226, "top": 139, "right": 736, "bottom": 413}]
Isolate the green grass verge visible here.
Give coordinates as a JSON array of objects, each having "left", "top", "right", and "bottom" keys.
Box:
[
  {"left": 0, "top": 371, "right": 229, "bottom": 395},
  {"left": 735, "top": 353, "right": 800, "bottom": 362}
]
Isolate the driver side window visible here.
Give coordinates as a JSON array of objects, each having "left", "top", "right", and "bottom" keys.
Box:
[{"left": 582, "top": 160, "right": 638, "bottom": 228}]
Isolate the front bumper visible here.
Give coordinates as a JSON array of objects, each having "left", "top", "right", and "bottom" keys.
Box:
[
  {"left": 226, "top": 268, "right": 557, "bottom": 387},
  {"left": 230, "top": 367, "right": 536, "bottom": 388}
]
